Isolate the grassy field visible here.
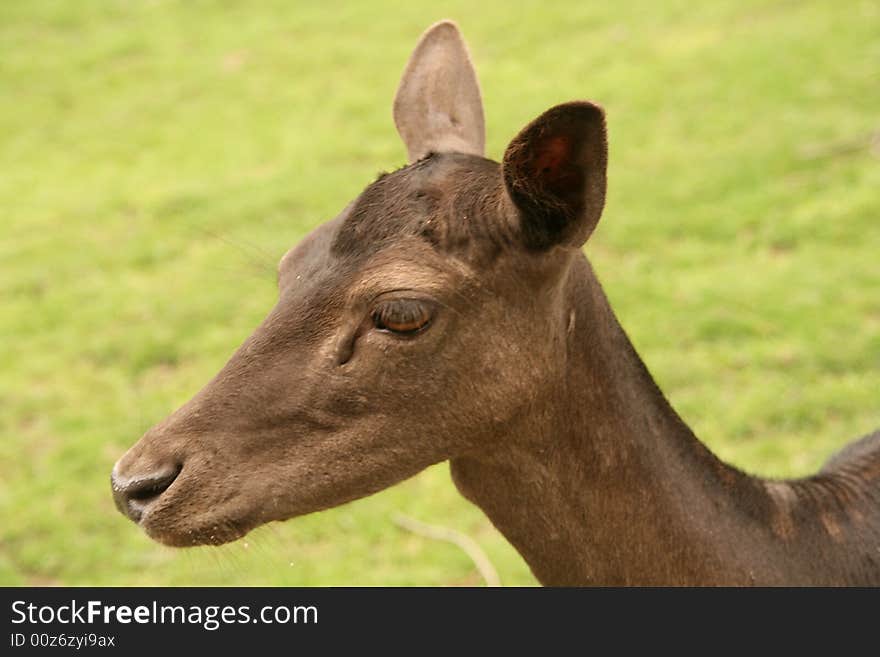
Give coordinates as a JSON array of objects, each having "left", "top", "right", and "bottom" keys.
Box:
[{"left": 1, "top": 0, "right": 878, "bottom": 586}]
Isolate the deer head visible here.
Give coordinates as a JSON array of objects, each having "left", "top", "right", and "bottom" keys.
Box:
[{"left": 112, "top": 20, "right": 607, "bottom": 548}]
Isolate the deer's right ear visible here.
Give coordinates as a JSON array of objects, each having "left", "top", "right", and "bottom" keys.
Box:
[
  {"left": 502, "top": 101, "right": 608, "bottom": 250},
  {"left": 393, "top": 20, "right": 485, "bottom": 163}
]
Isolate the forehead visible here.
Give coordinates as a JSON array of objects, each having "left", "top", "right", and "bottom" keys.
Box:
[
  {"left": 278, "top": 152, "right": 503, "bottom": 289},
  {"left": 331, "top": 152, "right": 501, "bottom": 260}
]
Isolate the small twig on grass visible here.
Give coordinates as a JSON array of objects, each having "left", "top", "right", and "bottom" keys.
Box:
[
  {"left": 392, "top": 514, "right": 501, "bottom": 587},
  {"left": 799, "top": 129, "right": 880, "bottom": 161}
]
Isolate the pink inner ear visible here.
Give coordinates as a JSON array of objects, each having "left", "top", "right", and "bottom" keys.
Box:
[{"left": 533, "top": 135, "right": 571, "bottom": 176}]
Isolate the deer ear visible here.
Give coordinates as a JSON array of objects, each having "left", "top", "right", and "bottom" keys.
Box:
[
  {"left": 502, "top": 101, "right": 608, "bottom": 250},
  {"left": 393, "top": 20, "right": 486, "bottom": 163}
]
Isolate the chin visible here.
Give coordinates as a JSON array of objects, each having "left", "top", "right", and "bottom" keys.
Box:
[{"left": 141, "top": 510, "right": 252, "bottom": 548}]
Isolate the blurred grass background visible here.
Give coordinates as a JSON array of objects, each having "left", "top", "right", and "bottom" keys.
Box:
[{"left": 1, "top": 0, "right": 878, "bottom": 586}]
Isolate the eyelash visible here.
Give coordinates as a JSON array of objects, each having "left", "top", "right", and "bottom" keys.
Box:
[{"left": 371, "top": 299, "right": 434, "bottom": 335}]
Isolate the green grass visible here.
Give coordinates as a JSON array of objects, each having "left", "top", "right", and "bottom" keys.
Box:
[{"left": 1, "top": 0, "right": 878, "bottom": 586}]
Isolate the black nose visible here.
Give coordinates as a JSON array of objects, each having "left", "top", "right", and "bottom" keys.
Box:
[{"left": 111, "top": 463, "right": 181, "bottom": 523}]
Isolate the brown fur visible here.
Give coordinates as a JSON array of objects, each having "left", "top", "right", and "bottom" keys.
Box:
[{"left": 112, "top": 21, "right": 880, "bottom": 585}]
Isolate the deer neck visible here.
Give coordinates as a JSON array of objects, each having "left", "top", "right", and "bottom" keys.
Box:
[{"left": 450, "top": 254, "right": 845, "bottom": 586}]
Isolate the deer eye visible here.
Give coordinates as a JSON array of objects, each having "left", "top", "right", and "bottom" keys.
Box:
[{"left": 371, "top": 299, "right": 434, "bottom": 335}]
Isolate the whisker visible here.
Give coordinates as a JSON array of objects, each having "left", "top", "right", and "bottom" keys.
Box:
[{"left": 190, "top": 225, "right": 278, "bottom": 276}]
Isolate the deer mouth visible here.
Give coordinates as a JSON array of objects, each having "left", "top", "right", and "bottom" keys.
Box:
[
  {"left": 112, "top": 459, "right": 255, "bottom": 547},
  {"left": 137, "top": 488, "right": 256, "bottom": 548},
  {"left": 142, "top": 514, "right": 250, "bottom": 548}
]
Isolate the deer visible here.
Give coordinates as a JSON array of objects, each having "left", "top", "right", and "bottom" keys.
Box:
[{"left": 111, "top": 21, "right": 880, "bottom": 586}]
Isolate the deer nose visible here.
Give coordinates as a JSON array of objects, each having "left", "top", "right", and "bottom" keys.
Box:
[{"left": 111, "top": 462, "right": 181, "bottom": 523}]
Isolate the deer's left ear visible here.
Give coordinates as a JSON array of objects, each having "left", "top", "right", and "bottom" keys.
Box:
[{"left": 502, "top": 101, "right": 608, "bottom": 250}]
